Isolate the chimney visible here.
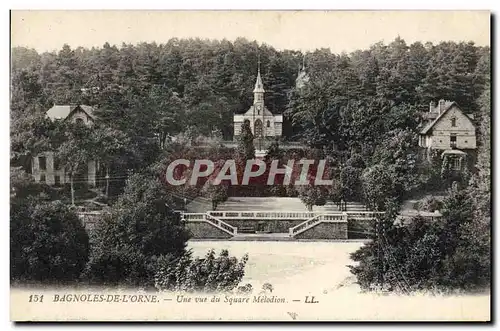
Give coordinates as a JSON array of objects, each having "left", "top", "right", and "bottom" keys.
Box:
[
  {"left": 438, "top": 99, "right": 445, "bottom": 114},
  {"left": 429, "top": 101, "right": 436, "bottom": 112}
]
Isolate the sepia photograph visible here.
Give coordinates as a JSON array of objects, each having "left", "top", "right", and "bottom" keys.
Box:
[{"left": 9, "top": 9, "right": 491, "bottom": 321}]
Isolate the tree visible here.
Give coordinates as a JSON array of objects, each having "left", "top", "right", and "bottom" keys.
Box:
[
  {"left": 339, "top": 166, "right": 363, "bottom": 203},
  {"left": 10, "top": 111, "right": 55, "bottom": 169},
  {"left": 202, "top": 182, "right": 228, "bottom": 211},
  {"left": 10, "top": 68, "right": 47, "bottom": 116},
  {"left": 56, "top": 121, "right": 95, "bottom": 205},
  {"left": 350, "top": 185, "right": 490, "bottom": 292},
  {"left": 51, "top": 44, "right": 85, "bottom": 104},
  {"left": 236, "top": 120, "right": 255, "bottom": 161},
  {"left": 264, "top": 139, "right": 284, "bottom": 163},
  {"left": 84, "top": 171, "right": 190, "bottom": 285},
  {"left": 298, "top": 185, "right": 327, "bottom": 211},
  {"left": 437, "top": 185, "right": 489, "bottom": 289},
  {"left": 144, "top": 86, "right": 186, "bottom": 149},
  {"left": 371, "top": 128, "right": 419, "bottom": 194},
  {"left": 11, "top": 199, "right": 89, "bottom": 282},
  {"left": 362, "top": 164, "right": 398, "bottom": 211},
  {"left": 91, "top": 125, "right": 129, "bottom": 197},
  {"left": 472, "top": 78, "right": 491, "bottom": 220}
]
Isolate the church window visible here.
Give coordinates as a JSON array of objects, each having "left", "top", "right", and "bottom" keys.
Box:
[
  {"left": 451, "top": 117, "right": 457, "bottom": 127},
  {"left": 254, "top": 119, "right": 263, "bottom": 137},
  {"left": 267, "top": 120, "right": 270, "bottom": 128}
]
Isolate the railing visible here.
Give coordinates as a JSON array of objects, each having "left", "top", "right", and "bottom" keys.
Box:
[
  {"left": 206, "top": 210, "right": 385, "bottom": 220},
  {"left": 289, "top": 214, "right": 322, "bottom": 236},
  {"left": 205, "top": 214, "right": 237, "bottom": 235},
  {"left": 182, "top": 212, "right": 237, "bottom": 236},
  {"left": 182, "top": 213, "right": 206, "bottom": 221},
  {"left": 289, "top": 213, "right": 348, "bottom": 237},
  {"left": 344, "top": 211, "right": 385, "bottom": 220},
  {"left": 208, "top": 211, "right": 319, "bottom": 219}
]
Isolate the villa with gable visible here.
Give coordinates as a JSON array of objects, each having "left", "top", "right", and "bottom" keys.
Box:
[
  {"left": 32, "top": 105, "right": 97, "bottom": 186},
  {"left": 419, "top": 99, "right": 477, "bottom": 170}
]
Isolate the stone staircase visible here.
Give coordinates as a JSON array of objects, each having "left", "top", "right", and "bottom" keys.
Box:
[
  {"left": 289, "top": 213, "right": 348, "bottom": 237},
  {"left": 182, "top": 212, "right": 237, "bottom": 236}
]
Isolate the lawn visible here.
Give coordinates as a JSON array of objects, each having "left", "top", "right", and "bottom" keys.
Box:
[
  {"left": 188, "top": 241, "right": 491, "bottom": 321},
  {"left": 188, "top": 241, "right": 364, "bottom": 293}
]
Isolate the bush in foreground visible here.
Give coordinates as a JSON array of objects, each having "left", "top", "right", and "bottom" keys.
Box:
[
  {"left": 10, "top": 200, "right": 89, "bottom": 282},
  {"left": 349, "top": 185, "right": 490, "bottom": 293},
  {"left": 155, "top": 249, "right": 248, "bottom": 293},
  {"left": 84, "top": 173, "right": 191, "bottom": 286}
]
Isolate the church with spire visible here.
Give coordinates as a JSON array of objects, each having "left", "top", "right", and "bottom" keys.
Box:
[{"left": 233, "top": 59, "right": 283, "bottom": 140}]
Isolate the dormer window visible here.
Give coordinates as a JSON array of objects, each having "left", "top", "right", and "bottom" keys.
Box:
[{"left": 451, "top": 117, "right": 457, "bottom": 127}]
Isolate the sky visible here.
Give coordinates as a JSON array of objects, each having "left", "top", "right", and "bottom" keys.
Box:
[{"left": 11, "top": 10, "right": 490, "bottom": 53}]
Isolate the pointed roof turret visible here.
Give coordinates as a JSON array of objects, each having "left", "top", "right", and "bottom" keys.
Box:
[
  {"left": 253, "top": 55, "right": 265, "bottom": 93},
  {"left": 295, "top": 54, "right": 310, "bottom": 90}
]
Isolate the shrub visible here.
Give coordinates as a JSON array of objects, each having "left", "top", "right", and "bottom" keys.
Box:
[
  {"left": 340, "top": 166, "right": 363, "bottom": 202},
  {"left": 350, "top": 185, "right": 490, "bottom": 293},
  {"left": 261, "top": 282, "right": 274, "bottom": 293},
  {"left": 155, "top": 249, "right": 249, "bottom": 293},
  {"left": 10, "top": 200, "right": 89, "bottom": 282},
  {"left": 84, "top": 173, "right": 190, "bottom": 286},
  {"left": 416, "top": 196, "right": 443, "bottom": 212},
  {"left": 361, "top": 164, "right": 399, "bottom": 211},
  {"left": 237, "top": 283, "right": 253, "bottom": 294},
  {"left": 298, "top": 185, "right": 328, "bottom": 211}
]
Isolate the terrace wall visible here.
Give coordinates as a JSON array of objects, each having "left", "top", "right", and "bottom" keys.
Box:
[
  {"left": 185, "top": 221, "right": 233, "bottom": 239},
  {"left": 223, "top": 219, "right": 304, "bottom": 233}
]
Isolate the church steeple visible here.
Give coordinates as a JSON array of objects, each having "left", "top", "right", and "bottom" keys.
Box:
[
  {"left": 253, "top": 55, "right": 265, "bottom": 95},
  {"left": 296, "top": 53, "right": 309, "bottom": 90}
]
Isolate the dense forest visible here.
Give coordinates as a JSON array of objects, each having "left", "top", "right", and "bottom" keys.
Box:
[
  {"left": 11, "top": 37, "right": 490, "bottom": 149},
  {"left": 10, "top": 37, "right": 491, "bottom": 201}
]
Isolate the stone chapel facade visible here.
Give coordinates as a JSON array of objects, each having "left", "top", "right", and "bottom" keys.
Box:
[{"left": 233, "top": 64, "right": 283, "bottom": 140}]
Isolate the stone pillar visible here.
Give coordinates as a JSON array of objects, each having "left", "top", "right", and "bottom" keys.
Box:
[
  {"left": 32, "top": 156, "right": 40, "bottom": 182},
  {"left": 46, "top": 152, "right": 55, "bottom": 185},
  {"left": 87, "top": 160, "right": 96, "bottom": 187}
]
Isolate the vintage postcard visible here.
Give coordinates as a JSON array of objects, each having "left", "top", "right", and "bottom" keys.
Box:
[{"left": 10, "top": 10, "right": 491, "bottom": 321}]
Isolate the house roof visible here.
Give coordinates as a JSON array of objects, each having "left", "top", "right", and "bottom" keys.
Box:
[
  {"left": 46, "top": 105, "right": 74, "bottom": 120},
  {"left": 420, "top": 101, "right": 472, "bottom": 135},
  {"left": 79, "top": 105, "right": 95, "bottom": 118},
  {"left": 46, "top": 105, "right": 95, "bottom": 121}
]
